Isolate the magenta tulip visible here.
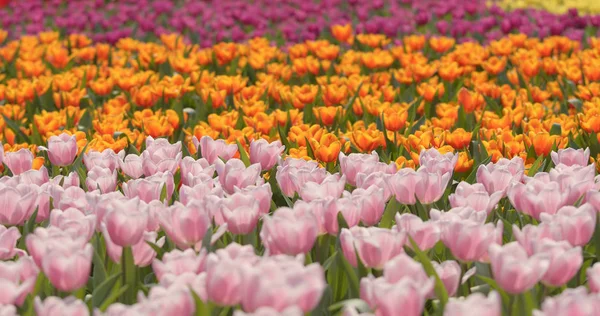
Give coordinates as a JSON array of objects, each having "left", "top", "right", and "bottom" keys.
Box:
[
  {"left": 104, "top": 199, "right": 149, "bottom": 247},
  {"left": 42, "top": 243, "right": 93, "bottom": 292}
]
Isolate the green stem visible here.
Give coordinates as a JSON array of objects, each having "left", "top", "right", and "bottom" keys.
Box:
[{"left": 121, "top": 247, "right": 136, "bottom": 305}]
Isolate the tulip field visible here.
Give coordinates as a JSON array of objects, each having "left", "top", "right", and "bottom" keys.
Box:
[{"left": 4, "top": 0, "right": 600, "bottom": 315}]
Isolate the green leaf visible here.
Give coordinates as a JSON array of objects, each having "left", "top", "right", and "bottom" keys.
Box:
[
  {"left": 549, "top": 123, "right": 562, "bottom": 136},
  {"left": 380, "top": 197, "right": 400, "bottom": 228},
  {"left": 99, "top": 285, "right": 129, "bottom": 311},
  {"left": 327, "top": 253, "right": 348, "bottom": 301},
  {"left": 322, "top": 251, "right": 338, "bottom": 271},
  {"left": 191, "top": 288, "right": 212, "bottom": 316},
  {"left": 2, "top": 115, "right": 29, "bottom": 143},
  {"left": 236, "top": 140, "right": 251, "bottom": 167},
  {"left": 465, "top": 156, "right": 491, "bottom": 183},
  {"left": 278, "top": 125, "right": 292, "bottom": 150},
  {"left": 159, "top": 184, "right": 168, "bottom": 203},
  {"left": 146, "top": 241, "right": 165, "bottom": 260},
  {"left": 92, "top": 273, "right": 122, "bottom": 308},
  {"left": 201, "top": 226, "right": 214, "bottom": 252},
  {"left": 92, "top": 247, "right": 107, "bottom": 289},
  {"left": 476, "top": 275, "right": 510, "bottom": 306},
  {"left": 527, "top": 155, "right": 545, "bottom": 176},
  {"left": 18, "top": 208, "right": 38, "bottom": 250},
  {"left": 408, "top": 236, "right": 449, "bottom": 309},
  {"left": 69, "top": 143, "right": 89, "bottom": 174},
  {"left": 337, "top": 212, "right": 349, "bottom": 232},
  {"left": 337, "top": 249, "right": 361, "bottom": 298}
]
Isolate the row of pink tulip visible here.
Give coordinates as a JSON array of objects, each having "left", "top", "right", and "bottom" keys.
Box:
[{"left": 0, "top": 133, "right": 599, "bottom": 315}]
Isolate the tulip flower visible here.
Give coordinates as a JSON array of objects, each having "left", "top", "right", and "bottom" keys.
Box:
[
  {"left": 46, "top": 133, "right": 78, "bottom": 167},
  {"left": 249, "top": 139, "right": 285, "bottom": 171},
  {"left": 488, "top": 242, "right": 549, "bottom": 294}
]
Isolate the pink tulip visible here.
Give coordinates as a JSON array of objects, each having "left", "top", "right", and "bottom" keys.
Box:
[
  {"left": 233, "top": 306, "right": 303, "bottom": 316},
  {"left": 103, "top": 227, "right": 165, "bottom": 267},
  {"left": 339, "top": 151, "right": 395, "bottom": 186},
  {"left": 215, "top": 159, "right": 261, "bottom": 194},
  {"left": 250, "top": 139, "right": 285, "bottom": 171},
  {"left": 240, "top": 258, "right": 325, "bottom": 313},
  {"left": 586, "top": 190, "right": 600, "bottom": 212},
  {"left": 445, "top": 292, "right": 501, "bottom": 316},
  {"left": 222, "top": 197, "right": 261, "bottom": 235},
  {"left": 507, "top": 179, "right": 569, "bottom": 220},
  {"left": 104, "top": 200, "right": 149, "bottom": 247},
  {"left": 449, "top": 182, "right": 503, "bottom": 215},
  {"left": 4, "top": 148, "right": 33, "bottom": 175},
  {"left": 418, "top": 148, "right": 457, "bottom": 176},
  {"left": 34, "top": 296, "right": 89, "bottom": 316},
  {"left": 488, "top": 242, "right": 549, "bottom": 294},
  {"left": 388, "top": 168, "right": 418, "bottom": 204},
  {"left": 298, "top": 174, "right": 346, "bottom": 202},
  {"left": 159, "top": 272, "right": 207, "bottom": 302},
  {"left": 430, "top": 206, "right": 488, "bottom": 224},
  {"left": 0, "top": 257, "right": 38, "bottom": 306},
  {"left": 141, "top": 137, "right": 182, "bottom": 176},
  {"left": 49, "top": 208, "right": 96, "bottom": 241},
  {"left": 441, "top": 219, "right": 503, "bottom": 262},
  {"left": 42, "top": 243, "right": 93, "bottom": 292},
  {"left": 323, "top": 196, "right": 361, "bottom": 235},
  {"left": 179, "top": 180, "right": 223, "bottom": 206},
  {"left": 85, "top": 166, "right": 117, "bottom": 193},
  {"left": 234, "top": 182, "right": 273, "bottom": 215},
  {"left": 551, "top": 148, "right": 590, "bottom": 167},
  {"left": 536, "top": 287, "right": 600, "bottom": 316},
  {"left": 0, "top": 305, "right": 16, "bottom": 315},
  {"left": 119, "top": 154, "right": 144, "bottom": 179},
  {"left": 587, "top": 262, "right": 600, "bottom": 293},
  {"left": 135, "top": 284, "right": 195, "bottom": 316},
  {"left": 533, "top": 239, "right": 582, "bottom": 287},
  {"left": 0, "top": 183, "right": 38, "bottom": 226},
  {"left": 355, "top": 172, "right": 393, "bottom": 201},
  {"left": 276, "top": 160, "right": 326, "bottom": 197},
  {"left": 159, "top": 202, "right": 211, "bottom": 249},
  {"left": 46, "top": 133, "right": 78, "bottom": 166},
  {"left": 476, "top": 156, "right": 524, "bottom": 195},
  {"left": 194, "top": 135, "right": 238, "bottom": 165},
  {"left": 122, "top": 171, "right": 174, "bottom": 203},
  {"left": 351, "top": 186, "right": 386, "bottom": 226},
  {"left": 180, "top": 156, "right": 215, "bottom": 186},
  {"left": 512, "top": 223, "right": 563, "bottom": 256},
  {"left": 381, "top": 254, "right": 430, "bottom": 292},
  {"left": 364, "top": 277, "right": 433, "bottom": 316},
  {"left": 540, "top": 204, "right": 597, "bottom": 247},
  {"left": 0, "top": 225, "right": 24, "bottom": 260},
  {"left": 547, "top": 164, "right": 596, "bottom": 204},
  {"left": 293, "top": 198, "right": 335, "bottom": 235},
  {"left": 17, "top": 166, "right": 49, "bottom": 186},
  {"left": 209, "top": 243, "right": 260, "bottom": 264},
  {"left": 51, "top": 185, "right": 87, "bottom": 211},
  {"left": 84, "top": 148, "right": 124, "bottom": 172},
  {"left": 205, "top": 258, "right": 245, "bottom": 306},
  {"left": 50, "top": 171, "right": 80, "bottom": 188},
  {"left": 415, "top": 168, "right": 452, "bottom": 204},
  {"left": 261, "top": 207, "right": 318, "bottom": 256},
  {"left": 432, "top": 260, "right": 462, "bottom": 297},
  {"left": 340, "top": 227, "right": 405, "bottom": 269},
  {"left": 394, "top": 213, "right": 441, "bottom": 251},
  {"left": 152, "top": 249, "right": 207, "bottom": 282},
  {"left": 26, "top": 227, "right": 88, "bottom": 268}
]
